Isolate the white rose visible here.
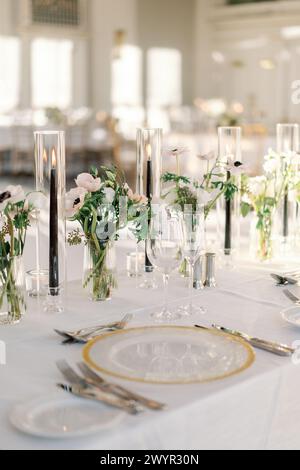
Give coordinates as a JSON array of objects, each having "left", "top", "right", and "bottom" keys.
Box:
[{"left": 75, "top": 173, "right": 101, "bottom": 193}]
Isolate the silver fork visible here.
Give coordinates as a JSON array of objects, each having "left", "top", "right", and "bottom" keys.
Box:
[
  {"left": 283, "top": 289, "right": 300, "bottom": 305},
  {"left": 77, "top": 362, "right": 166, "bottom": 411},
  {"left": 56, "top": 360, "right": 141, "bottom": 414}
]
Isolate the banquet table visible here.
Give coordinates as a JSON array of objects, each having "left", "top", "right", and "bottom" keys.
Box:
[{"left": 1, "top": 238, "right": 300, "bottom": 450}]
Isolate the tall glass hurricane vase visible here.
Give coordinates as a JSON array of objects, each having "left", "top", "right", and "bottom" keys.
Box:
[
  {"left": 136, "top": 128, "right": 162, "bottom": 289},
  {"left": 34, "top": 131, "right": 66, "bottom": 310},
  {"left": 217, "top": 127, "right": 242, "bottom": 268},
  {"left": 276, "top": 123, "right": 300, "bottom": 254}
]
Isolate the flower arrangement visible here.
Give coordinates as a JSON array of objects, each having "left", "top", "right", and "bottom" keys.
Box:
[
  {"left": 161, "top": 151, "right": 245, "bottom": 219},
  {"left": 241, "top": 149, "right": 299, "bottom": 261},
  {"left": 0, "top": 186, "right": 37, "bottom": 323},
  {"left": 67, "top": 166, "right": 148, "bottom": 301},
  {"left": 162, "top": 150, "right": 245, "bottom": 274}
]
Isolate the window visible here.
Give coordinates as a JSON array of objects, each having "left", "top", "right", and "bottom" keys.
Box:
[
  {"left": 147, "top": 48, "right": 182, "bottom": 107},
  {"left": 31, "top": 38, "right": 73, "bottom": 109},
  {"left": 0, "top": 36, "right": 20, "bottom": 112}
]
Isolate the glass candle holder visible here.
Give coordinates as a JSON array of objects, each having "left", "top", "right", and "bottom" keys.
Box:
[
  {"left": 276, "top": 124, "right": 300, "bottom": 254},
  {"left": 26, "top": 269, "right": 49, "bottom": 298},
  {"left": 126, "top": 251, "right": 145, "bottom": 278},
  {"left": 216, "top": 127, "right": 242, "bottom": 268},
  {"left": 34, "top": 131, "right": 66, "bottom": 312},
  {"left": 136, "top": 128, "right": 162, "bottom": 289}
]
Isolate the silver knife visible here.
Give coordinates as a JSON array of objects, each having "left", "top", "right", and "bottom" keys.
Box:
[
  {"left": 212, "top": 324, "right": 295, "bottom": 357},
  {"left": 57, "top": 383, "right": 141, "bottom": 414}
]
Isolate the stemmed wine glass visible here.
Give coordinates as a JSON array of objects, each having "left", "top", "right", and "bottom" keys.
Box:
[
  {"left": 147, "top": 207, "right": 183, "bottom": 322},
  {"left": 179, "top": 208, "right": 206, "bottom": 316}
]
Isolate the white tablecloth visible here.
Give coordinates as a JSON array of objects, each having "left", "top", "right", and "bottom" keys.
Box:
[{"left": 1, "top": 238, "right": 300, "bottom": 450}]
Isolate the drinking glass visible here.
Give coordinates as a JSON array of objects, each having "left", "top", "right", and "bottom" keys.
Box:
[
  {"left": 147, "top": 208, "right": 183, "bottom": 322},
  {"left": 179, "top": 209, "right": 206, "bottom": 315}
]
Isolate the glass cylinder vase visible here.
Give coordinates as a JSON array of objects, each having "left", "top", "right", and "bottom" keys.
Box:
[
  {"left": 216, "top": 126, "right": 242, "bottom": 267},
  {"left": 0, "top": 256, "right": 26, "bottom": 325},
  {"left": 249, "top": 211, "right": 278, "bottom": 263},
  {"left": 33, "top": 131, "right": 66, "bottom": 306},
  {"left": 83, "top": 241, "right": 117, "bottom": 302},
  {"left": 276, "top": 123, "right": 300, "bottom": 255},
  {"left": 136, "top": 128, "right": 162, "bottom": 288}
]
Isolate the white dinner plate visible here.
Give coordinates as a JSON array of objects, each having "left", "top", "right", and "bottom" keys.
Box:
[
  {"left": 281, "top": 306, "right": 300, "bottom": 328},
  {"left": 83, "top": 326, "right": 255, "bottom": 385},
  {"left": 10, "top": 394, "right": 125, "bottom": 439}
]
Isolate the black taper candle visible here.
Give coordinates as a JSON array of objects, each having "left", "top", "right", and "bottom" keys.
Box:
[
  {"left": 49, "top": 165, "right": 59, "bottom": 294},
  {"left": 224, "top": 171, "right": 232, "bottom": 255},
  {"left": 283, "top": 190, "right": 289, "bottom": 238},
  {"left": 145, "top": 155, "right": 153, "bottom": 272}
]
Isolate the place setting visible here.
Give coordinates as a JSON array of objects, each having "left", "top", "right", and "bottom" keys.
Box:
[
  {"left": 3, "top": 0, "right": 300, "bottom": 452},
  {"left": 4, "top": 123, "right": 299, "bottom": 444}
]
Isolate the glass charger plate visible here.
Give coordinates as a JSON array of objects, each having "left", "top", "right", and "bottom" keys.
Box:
[{"left": 83, "top": 326, "right": 255, "bottom": 385}]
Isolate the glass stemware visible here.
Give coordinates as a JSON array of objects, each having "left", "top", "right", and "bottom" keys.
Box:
[
  {"left": 179, "top": 209, "right": 206, "bottom": 316},
  {"left": 147, "top": 208, "right": 183, "bottom": 322}
]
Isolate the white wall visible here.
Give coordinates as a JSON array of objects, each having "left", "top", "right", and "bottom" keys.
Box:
[
  {"left": 137, "top": 0, "right": 196, "bottom": 106},
  {"left": 89, "top": 0, "right": 138, "bottom": 112},
  {"left": 194, "top": 0, "right": 214, "bottom": 100},
  {"left": 89, "top": 0, "right": 196, "bottom": 111}
]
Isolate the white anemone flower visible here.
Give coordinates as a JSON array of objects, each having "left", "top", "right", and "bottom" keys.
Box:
[
  {"left": 65, "top": 187, "right": 87, "bottom": 218},
  {"left": 0, "top": 185, "right": 25, "bottom": 211}
]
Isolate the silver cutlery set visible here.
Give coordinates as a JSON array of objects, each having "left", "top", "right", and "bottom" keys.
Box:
[
  {"left": 57, "top": 360, "right": 166, "bottom": 414},
  {"left": 195, "top": 324, "right": 295, "bottom": 357},
  {"left": 271, "top": 271, "right": 300, "bottom": 286},
  {"left": 54, "top": 314, "right": 133, "bottom": 344},
  {"left": 193, "top": 277, "right": 300, "bottom": 357}
]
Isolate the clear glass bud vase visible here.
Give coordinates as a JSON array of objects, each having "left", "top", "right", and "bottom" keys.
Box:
[
  {"left": 250, "top": 211, "right": 278, "bottom": 262},
  {"left": 83, "top": 241, "right": 117, "bottom": 302},
  {"left": 0, "top": 256, "right": 26, "bottom": 325}
]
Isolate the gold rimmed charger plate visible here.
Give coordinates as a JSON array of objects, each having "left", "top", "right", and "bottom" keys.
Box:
[{"left": 82, "top": 326, "right": 255, "bottom": 385}]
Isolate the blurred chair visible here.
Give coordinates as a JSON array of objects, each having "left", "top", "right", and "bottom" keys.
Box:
[
  {"left": 11, "top": 125, "right": 35, "bottom": 175},
  {"left": 85, "top": 115, "right": 119, "bottom": 171},
  {"left": 0, "top": 125, "right": 13, "bottom": 175}
]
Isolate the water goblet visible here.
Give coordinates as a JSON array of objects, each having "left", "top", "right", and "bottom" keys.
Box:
[
  {"left": 179, "top": 209, "right": 206, "bottom": 316},
  {"left": 147, "top": 208, "right": 183, "bottom": 322}
]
